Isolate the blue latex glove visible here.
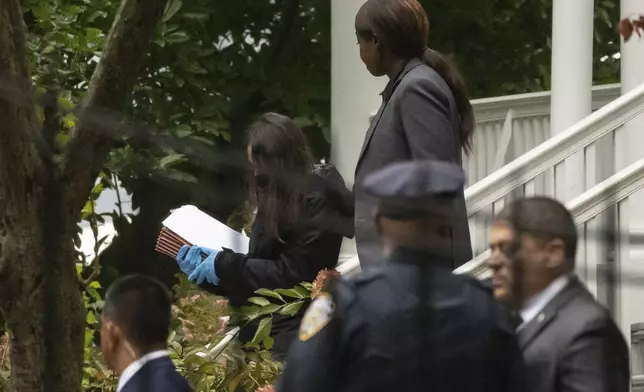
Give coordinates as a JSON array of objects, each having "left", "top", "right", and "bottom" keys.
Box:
[
  {"left": 188, "top": 251, "right": 220, "bottom": 285},
  {"left": 176, "top": 245, "right": 218, "bottom": 277}
]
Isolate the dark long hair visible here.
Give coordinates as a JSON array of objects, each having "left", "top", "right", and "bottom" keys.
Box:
[
  {"left": 246, "top": 113, "right": 314, "bottom": 240},
  {"left": 355, "top": 0, "right": 475, "bottom": 154}
]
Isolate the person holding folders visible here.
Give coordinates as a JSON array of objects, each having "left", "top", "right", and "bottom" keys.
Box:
[
  {"left": 487, "top": 197, "right": 630, "bottom": 392},
  {"left": 352, "top": 0, "right": 473, "bottom": 269},
  {"left": 176, "top": 113, "right": 354, "bottom": 360},
  {"left": 276, "top": 160, "right": 525, "bottom": 392}
]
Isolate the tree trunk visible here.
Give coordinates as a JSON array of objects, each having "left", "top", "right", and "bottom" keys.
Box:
[{"left": 0, "top": 0, "right": 168, "bottom": 390}]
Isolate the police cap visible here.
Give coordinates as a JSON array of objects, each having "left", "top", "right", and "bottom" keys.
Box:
[{"left": 362, "top": 160, "right": 465, "bottom": 220}]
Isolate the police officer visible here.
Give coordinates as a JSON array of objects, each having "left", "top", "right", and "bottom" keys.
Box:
[{"left": 276, "top": 160, "right": 525, "bottom": 392}]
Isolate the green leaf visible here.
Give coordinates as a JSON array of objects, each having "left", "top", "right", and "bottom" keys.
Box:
[
  {"left": 278, "top": 300, "right": 305, "bottom": 316},
  {"left": 86, "top": 311, "right": 97, "bottom": 324},
  {"left": 294, "top": 285, "right": 310, "bottom": 298},
  {"left": 184, "top": 61, "right": 207, "bottom": 74},
  {"left": 255, "top": 288, "right": 284, "bottom": 302},
  {"left": 189, "top": 135, "right": 215, "bottom": 146},
  {"left": 170, "top": 341, "right": 182, "bottom": 355},
  {"left": 62, "top": 112, "right": 76, "bottom": 129},
  {"left": 256, "top": 304, "right": 282, "bottom": 317},
  {"left": 162, "top": 169, "right": 198, "bottom": 183},
  {"left": 248, "top": 296, "right": 271, "bottom": 306},
  {"left": 300, "top": 282, "right": 313, "bottom": 291},
  {"left": 183, "top": 12, "right": 209, "bottom": 21},
  {"left": 89, "top": 280, "right": 101, "bottom": 289},
  {"left": 251, "top": 317, "right": 272, "bottom": 346},
  {"left": 274, "top": 288, "right": 304, "bottom": 299},
  {"left": 159, "top": 153, "right": 186, "bottom": 168},
  {"left": 263, "top": 336, "right": 274, "bottom": 350},
  {"left": 165, "top": 31, "right": 190, "bottom": 44},
  {"left": 163, "top": 0, "right": 183, "bottom": 22}
]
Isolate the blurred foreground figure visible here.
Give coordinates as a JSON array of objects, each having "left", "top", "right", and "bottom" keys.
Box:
[
  {"left": 277, "top": 160, "right": 525, "bottom": 392},
  {"left": 101, "top": 275, "right": 192, "bottom": 392},
  {"left": 487, "top": 197, "right": 629, "bottom": 392}
]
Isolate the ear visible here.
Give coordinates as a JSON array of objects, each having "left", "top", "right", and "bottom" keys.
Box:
[
  {"left": 372, "top": 34, "right": 381, "bottom": 51},
  {"left": 545, "top": 238, "right": 566, "bottom": 269},
  {"left": 100, "top": 319, "right": 116, "bottom": 352}
]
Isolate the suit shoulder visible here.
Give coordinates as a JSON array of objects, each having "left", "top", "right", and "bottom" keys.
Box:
[
  {"left": 399, "top": 64, "right": 450, "bottom": 95},
  {"left": 567, "top": 290, "right": 619, "bottom": 328},
  {"left": 123, "top": 359, "right": 191, "bottom": 392}
]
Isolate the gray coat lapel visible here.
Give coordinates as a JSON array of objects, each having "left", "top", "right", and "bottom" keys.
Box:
[
  {"left": 355, "top": 59, "right": 424, "bottom": 172},
  {"left": 517, "top": 277, "right": 583, "bottom": 349}
]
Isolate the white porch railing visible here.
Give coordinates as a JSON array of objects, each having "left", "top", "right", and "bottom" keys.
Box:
[
  {"left": 465, "top": 84, "right": 620, "bottom": 186},
  {"left": 466, "top": 83, "right": 644, "bottom": 255},
  {"left": 456, "top": 156, "right": 644, "bottom": 279}
]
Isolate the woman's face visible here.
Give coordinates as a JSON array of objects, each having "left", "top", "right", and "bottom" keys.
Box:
[{"left": 355, "top": 19, "right": 383, "bottom": 76}]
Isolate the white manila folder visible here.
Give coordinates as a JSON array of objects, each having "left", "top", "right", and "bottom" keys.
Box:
[{"left": 162, "top": 205, "right": 249, "bottom": 254}]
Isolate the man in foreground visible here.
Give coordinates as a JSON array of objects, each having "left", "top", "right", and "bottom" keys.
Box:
[
  {"left": 100, "top": 275, "right": 192, "bottom": 392},
  {"left": 277, "top": 160, "right": 525, "bottom": 391},
  {"left": 487, "top": 197, "right": 630, "bottom": 392}
]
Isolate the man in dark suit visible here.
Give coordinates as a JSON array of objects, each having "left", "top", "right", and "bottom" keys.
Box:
[
  {"left": 100, "top": 275, "right": 192, "bottom": 392},
  {"left": 487, "top": 196, "right": 630, "bottom": 392}
]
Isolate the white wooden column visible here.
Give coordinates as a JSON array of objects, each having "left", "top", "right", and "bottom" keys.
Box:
[
  {"left": 617, "top": 0, "right": 644, "bottom": 343},
  {"left": 331, "top": 0, "right": 386, "bottom": 259},
  {"left": 550, "top": 0, "right": 594, "bottom": 201}
]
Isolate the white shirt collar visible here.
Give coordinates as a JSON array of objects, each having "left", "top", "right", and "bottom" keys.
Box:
[
  {"left": 116, "top": 350, "right": 169, "bottom": 392},
  {"left": 517, "top": 275, "right": 569, "bottom": 331}
]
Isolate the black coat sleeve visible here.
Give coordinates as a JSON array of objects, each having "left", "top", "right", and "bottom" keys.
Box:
[{"left": 199, "top": 196, "right": 344, "bottom": 304}]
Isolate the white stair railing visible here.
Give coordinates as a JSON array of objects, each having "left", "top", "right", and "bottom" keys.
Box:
[
  {"left": 467, "top": 82, "right": 644, "bottom": 255},
  {"left": 465, "top": 84, "right": 620, "bottom": 186},
  {"left": 456, "top": 156, "right": 644, "bottom": 279},
  {"left": 466, "top": 82, "right": 644, "bottom": 215}
]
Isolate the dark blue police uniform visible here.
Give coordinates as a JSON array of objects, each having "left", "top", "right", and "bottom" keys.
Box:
[{"left": 276, "top": 160, "right": 526, "bottom": 392}]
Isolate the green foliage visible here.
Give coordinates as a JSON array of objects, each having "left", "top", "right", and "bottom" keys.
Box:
[
  {"left": 0, "top": 272, "right": 282, "bottom": 391},
  {"left": 234, "top": 284, "right": 311, "bottom": 351},
  {"left": 418, "top": 0, "right": 620, "bottom": 97}
]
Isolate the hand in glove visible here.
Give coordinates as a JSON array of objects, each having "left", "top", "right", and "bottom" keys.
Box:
[
  {"left": 176, "top": 245, "right": 218, "bottom": 277},
  {"left": 187, "top": 250, "right": 220, "bottom": 285}
]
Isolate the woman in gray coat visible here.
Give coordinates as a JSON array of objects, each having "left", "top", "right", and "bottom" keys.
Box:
[{"left": 353, "top": 0, "right": 474, "bottom": 269}]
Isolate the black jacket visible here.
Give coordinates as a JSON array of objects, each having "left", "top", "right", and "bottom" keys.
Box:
[
  {"left": 200, "top": 163, "right": 354, "bottom": 358},
  {"left": 277, "top": 247, "right": 526, "bottom": 392}
]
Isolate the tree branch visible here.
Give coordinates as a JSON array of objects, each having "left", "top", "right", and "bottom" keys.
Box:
[
  {"left": 61, "top": 0, "right": 168, "bottom": 213},
  {"left": 0, "top": 0, "right": 47, "bottom": 276}
]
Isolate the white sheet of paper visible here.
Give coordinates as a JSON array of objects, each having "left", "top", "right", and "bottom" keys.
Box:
[{"left": 162, "top": 205, "right": 249, "bottom": 254}]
